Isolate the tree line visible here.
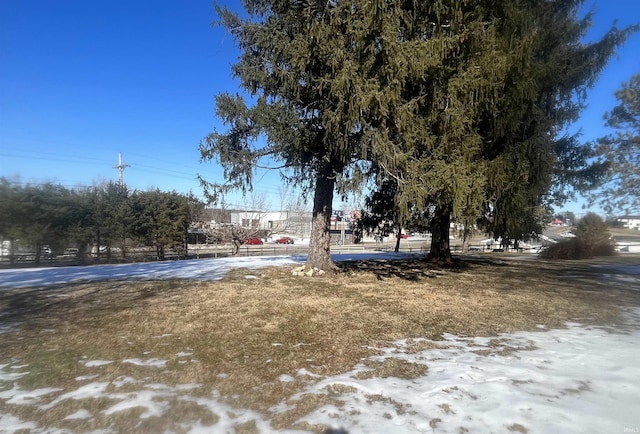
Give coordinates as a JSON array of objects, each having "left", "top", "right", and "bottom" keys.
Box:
[
  {"left": 200, "top": 0, "right": 638, "bottom": 270},
  {"left": 0, "top": 179, "right": 202, "bottom": 264}
]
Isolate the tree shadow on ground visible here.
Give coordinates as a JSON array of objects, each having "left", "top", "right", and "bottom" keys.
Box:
[
  {"left": 336, "top": 256, "right": 506, "bottom": 281},
  {"left": 520, "top": 256, "right": 640, "bottom": 294},
  {"left": 0, "top": 280, "right": 182, "bottom": 329}
]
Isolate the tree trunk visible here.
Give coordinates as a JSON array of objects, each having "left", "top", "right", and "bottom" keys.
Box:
[
  {"left": 9, "top": 239, "right": 15, "bottom": 266},
  {"left": 461, "top": 226, "right": 470, "bottom": 254},
  {"left": 428, "top": 203, "right": 453, "bottom": 263},
  {"left": 184, "top": 231, "right": 189, "bottom": 258},
  {"left": 157, "top": 244, "right": 165, "bottom": 261},
  {"left": 34, "top": 242, "right": 42, "bottom": 266},
  {"left": 307, "top": 170, "right": 337, "bottom": 272},
  {"left": 394, "top": 225, "right": 401, "bottom": 253},
  {"left": 95, "top": 229, "right": 102, "bottom": 261}
]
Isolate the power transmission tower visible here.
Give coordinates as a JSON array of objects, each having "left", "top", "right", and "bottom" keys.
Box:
[{"left": 113, "top": 152, "right": 130, "bottom": 186}]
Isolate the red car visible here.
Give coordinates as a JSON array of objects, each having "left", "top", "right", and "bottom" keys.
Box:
[
  {"left": 275, "top": 237, "right": 294, "bottom": 244},
  {"left": 244, "top": 237, "right": 263, "bottom": 245}
]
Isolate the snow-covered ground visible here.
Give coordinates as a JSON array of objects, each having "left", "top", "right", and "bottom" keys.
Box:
[
  {"left": 0, "top": 252, "right": 423, "bottom": 289},
  {"left": 295, "top": 310, "right": 640, "bottom": 433},
  {"left": 0, "top": 255, "right": 305, "bottom": 289},
  {"left": 1, "top": 254, "right": 640, "bottom": 433}
]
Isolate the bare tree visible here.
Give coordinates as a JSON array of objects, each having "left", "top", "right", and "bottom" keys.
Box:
[
  {"left": 278, "top": 184, "right": 312, "bottom": 239},
  {"left": 222, "top": 192, "right": 273, "bottom": 254}
]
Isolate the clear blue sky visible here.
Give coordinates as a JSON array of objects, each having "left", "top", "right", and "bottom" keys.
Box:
[{"left": 1, "top": 0, "right": 639, "bottom": 214}]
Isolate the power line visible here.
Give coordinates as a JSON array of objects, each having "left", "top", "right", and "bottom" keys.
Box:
[{"left": 0, "top": 151, "right": 113, "bottom": 166}]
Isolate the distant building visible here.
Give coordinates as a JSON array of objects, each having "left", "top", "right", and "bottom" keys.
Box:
[
  {"left": 617, "top": 216, "right": 640, "bottom": 230},
  {"left": 230, "top": 210, "right": 289, "bottom": 230},
  {"left": 195, "top": 208, "right": 313, "bottom": 238}
]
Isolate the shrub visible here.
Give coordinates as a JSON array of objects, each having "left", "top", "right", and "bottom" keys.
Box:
[
  {"left": 591, "top": 241, "right": 617, "bottom": 257},
  {"left": 540, "top": 238, "right": 590, "bottom": 260},
  {"left": 540, "top": 213, "right": 616, "bottom": 260},
  {"left": 575, "top": 212, "right": 611, "bottom": 245}
]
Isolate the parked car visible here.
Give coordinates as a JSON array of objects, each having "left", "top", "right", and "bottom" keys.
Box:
[
  {"left": 90, "top": 245, "right": 108, "bottom": 256},
  {"left": 275, "top": 237, "right": 294, "bottom": 244},
  {"left": 244, "top": 237, "right": 263, "bottom": 245},
  {"left": 63, "top": 248, "right": 79, "bottom": 257},
  {"left": 41, "top": 246, "right": 52, "bottom": 259}
]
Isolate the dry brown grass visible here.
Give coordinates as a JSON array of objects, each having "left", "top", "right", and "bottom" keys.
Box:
[{"left": 1, "top": 256, "right": 639, "bottom": 432}]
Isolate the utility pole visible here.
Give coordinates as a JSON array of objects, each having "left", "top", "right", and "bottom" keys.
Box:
[
  {"left": 340, "top": 205, "right": 346, "bottom": 245},
  {"left": 113, "top": 152, "right": 130, "bottom": 186}
]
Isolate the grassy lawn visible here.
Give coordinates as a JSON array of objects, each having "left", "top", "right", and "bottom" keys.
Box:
[{"left": 1, "top": 255, "right": 639, "bottom": 433}]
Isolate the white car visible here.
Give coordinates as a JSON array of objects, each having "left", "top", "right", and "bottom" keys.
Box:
[{"left": 63, "top": 248, "right": 79, "bottom": 257}]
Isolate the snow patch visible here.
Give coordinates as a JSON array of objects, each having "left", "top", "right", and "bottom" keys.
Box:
[
  {"left": 122, "top": 358, "right": 167, "bottom": 368},
  {"left": 75, "top": 374, "right": 99, "bottom": 381},
  {"left": 278, "top": 374, "right": 295, "bottom": 383},
  {"left": 0, "top": 384, "right": 63, "bottom": 405},
  {"left": 64, "top": 409, "right": 92, "bottom": 420},
  {"left": 82, "top": 359, "right": 113, "bottom": 367}
]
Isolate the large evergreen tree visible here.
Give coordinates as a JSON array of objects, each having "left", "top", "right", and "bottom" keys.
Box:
[
  {"left": 356, "top": 0, "right": 530, "bottom": 260},
  {"left": 591, "top": 73, "right": 640, "bottom": 213},
  {"left": 481, "top": 1, "right": 634, "bottom": 250},
  {"left": 363, "top": 0, "right": 635, "bottom": 260},
  {"left": 202, "top": 0, "right": 513, "bottom": 267},
  {"left": 202, "top": 0, "right": 635, "bottom": 267},
  {"left": 201, "top": 0, "right": 396, "bottom": 271}
]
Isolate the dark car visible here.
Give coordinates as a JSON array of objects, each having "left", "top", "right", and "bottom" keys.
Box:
[
  {"left": 275, "top": 237, "right": 294, "bottom": 244},
  {"left": 244, "top": 237, "right": 263, "bottom": 245}
]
